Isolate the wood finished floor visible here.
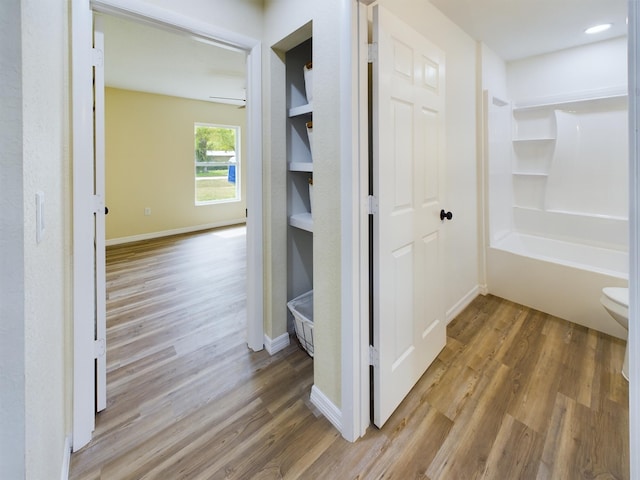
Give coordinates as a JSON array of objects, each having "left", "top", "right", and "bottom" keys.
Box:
[{"left": 69, "top": 226, "right": 629, "bottom": 479}]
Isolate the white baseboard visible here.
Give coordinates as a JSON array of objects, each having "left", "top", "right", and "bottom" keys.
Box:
[
  {"left": 105, "top": 219, "right": 246, "bottom": 246},
  {"left": 479, "top": 283, "right": 489, "bottom": 295},
  {"left": 60, "top": 435, "right": 71, "bottom": 480},
  {"left": 264, "top": 332, "right": 290, "bottom": 355},
  {"left": 310, "top": 385, "right": 343, "bottom": 433},
  {"left": 446, "top": 285, "right": 481, "bottom": 324}
]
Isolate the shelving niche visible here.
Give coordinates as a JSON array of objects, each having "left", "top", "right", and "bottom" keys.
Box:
[
  {"left": 286, "top": 34, "right": 314, "bottom": 332},
  {"left": 510, "top": 92, "right": 627, "bottom": 212},
  {"left": 511, "top": 106, "right": 557, "bottom": 210}
]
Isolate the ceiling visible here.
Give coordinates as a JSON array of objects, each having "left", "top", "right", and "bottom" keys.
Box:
[
  {"left": 429, "top": 0, "right": 627, "bottom": 61},
  {"left": 101, "top": 14, "right": 247, "bottom": 105},
  {"left": 100, "top": 1, "right": 628, "bottom": 104}
]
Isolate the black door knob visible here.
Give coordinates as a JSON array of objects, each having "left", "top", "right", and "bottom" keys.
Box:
[{"left": 440, "top": 209, "right": 452, "bottom": 221}]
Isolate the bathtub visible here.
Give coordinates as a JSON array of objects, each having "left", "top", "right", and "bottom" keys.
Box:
[{"left": 488, "top": 232, "right": 628, "bottom": 339}]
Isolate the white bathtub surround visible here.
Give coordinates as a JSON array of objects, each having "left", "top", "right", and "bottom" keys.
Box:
[
  {"left": 484, "top": 88, "right": 629, "bottom": 339},
  {"left": 488, "top": 233, "right": 627, "bottom": 339}
]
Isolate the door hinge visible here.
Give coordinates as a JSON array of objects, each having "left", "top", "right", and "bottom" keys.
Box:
[
  {"left": 367, "top": 43, "right": 377, "bottom": 63},
  {"left": 94, "top": 338, "right": 106, "bottom": 358},
  {"left": 368, "top": 195, "right": 378, "bottom": 215},
  {"left": 92, "top": 47, "right": 104, "bottom": 68},
  {"left": 369, "top": 345, "right": 379, "bottom": 368}
]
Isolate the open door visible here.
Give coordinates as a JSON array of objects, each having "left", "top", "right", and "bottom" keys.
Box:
[
  {"left": 371, "top": 5, "right": 448, "bottom": 427},
  {"left": 94, "top": 15, "right": 107, "bottom": 413},
  {"left": 72, "top": 5, "right": 107, "bottom": 451}
]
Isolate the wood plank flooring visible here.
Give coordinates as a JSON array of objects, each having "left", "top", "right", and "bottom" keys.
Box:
[{"left": 69, "top": 226, "right": 629, "bottom": 479}]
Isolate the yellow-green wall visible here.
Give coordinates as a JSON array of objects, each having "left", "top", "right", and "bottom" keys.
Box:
[{"left": 105, "top": 88, "right": 247, "bottom": 241}]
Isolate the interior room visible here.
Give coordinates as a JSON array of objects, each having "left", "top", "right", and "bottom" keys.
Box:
[
  {"left": 2, "top": 0, "right": 637, "bottom": 478},
  {"left": 101, "top": 14, "right": 249, "bottom": 244}
]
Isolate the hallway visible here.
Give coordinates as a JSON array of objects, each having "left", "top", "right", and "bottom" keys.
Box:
[{"left": 70, "top": 227, "right": 629, "bottom": 479}]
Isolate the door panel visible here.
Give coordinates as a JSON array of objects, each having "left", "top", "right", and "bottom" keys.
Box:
[
  {"left": 372, "top": 5, "right": 447, "bottom": 427},
  {"left": 94, "top": 15, "right": 107, "bottom": 413}
]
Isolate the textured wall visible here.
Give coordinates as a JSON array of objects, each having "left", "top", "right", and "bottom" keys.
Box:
[
  {"left": 507, "top": 36, "right": 627, "bottom": 102},
  {"left": 263, "top": 0, "right": 345, "bottom": 407},
  {"left": 22, "top": 0, "right": 69, "bottom": 478},
  {"left": 105, "top": 88, "right": 247, "bottom": 241},
  {"left": 379, "top": 0, "right": 480, "bottom": 322},
  {"left": 0, "top": 0, "right": 26, "bottom": 477}
]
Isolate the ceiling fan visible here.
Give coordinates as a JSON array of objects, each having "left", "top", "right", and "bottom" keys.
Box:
[{"left": 208, "top": 95, "right": 246, "bottom": 108}]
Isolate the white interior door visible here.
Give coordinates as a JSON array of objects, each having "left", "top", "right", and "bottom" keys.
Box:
[
  {"left": 94, "top": 15, "right": 107, "bottom": 413},
  {"left": 372, "top": 5, "right": 448, "bottom": 427},
  {"left": 72, "top": 1, "right": 106, "bottom": 450}
]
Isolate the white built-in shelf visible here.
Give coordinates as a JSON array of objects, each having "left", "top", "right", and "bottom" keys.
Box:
[
  {"left": 512, "top": 171, "right": 549, "bottom": 177},
  {"left": 513, "top": 89, "right": 627, "bottom": 111},
  {"left": 289, "top": 213, "right": 313, "bottom": 232},
  {"left": 289, "top": 161, "right": 313, "bottom": 172},
  {"left": 288, "top": 103, "right": 313, "bottom": 117}
]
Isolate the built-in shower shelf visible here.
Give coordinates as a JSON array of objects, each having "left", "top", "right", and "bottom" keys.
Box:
[{"left": 512, "top": 88, "right": 627, "bottom": 111}]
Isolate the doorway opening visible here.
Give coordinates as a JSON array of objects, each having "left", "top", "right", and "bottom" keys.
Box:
[{"left": 72, "top": 0, "right": 263, "bottom": 451}]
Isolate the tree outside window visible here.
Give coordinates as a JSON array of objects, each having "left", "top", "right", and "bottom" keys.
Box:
[{"left": 194, "top": 124, "right": 240, "bottom": 204}]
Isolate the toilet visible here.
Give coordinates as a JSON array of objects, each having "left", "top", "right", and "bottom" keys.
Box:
[{"left": 600, "top": 287, "right": 629, "bottom": 380}]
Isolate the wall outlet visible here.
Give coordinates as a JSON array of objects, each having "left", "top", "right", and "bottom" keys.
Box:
[{"left": 144, "top": 207, "right": 151, "bottom": 216}]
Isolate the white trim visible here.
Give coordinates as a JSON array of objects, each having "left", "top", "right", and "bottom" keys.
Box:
[
  {"left": 478, "top": 284, "right": 489, "bottom": 295},
  {"left": 340, "top": 0, "right": 367, "bottom": 443},
  {"left": 341, "top": 0, "right": 371, "bottom": 444},
  {"left": 73, "top": 0, "right": 265, "bottom": 450},
  {"left": 60, "top": 435, "right": 71, "bottom": 480},
  {"left": 310, "top": 385, "right": 343, "bottom": 433},
  {"left": 72, "top": 0, "right": 96, "bottom": 451},
  {"left": 245, "top": 41, "right": 265, "bottom": 352},
  {"left": 263, "top": 333, "right": 290, "bottom": 355},
  {"left": 446, "top": 286, "right": 481, "bottom": 324},
  {"left": 627, "top": 3, "right": 639, "bottom": 478},
  {"left": 105, "top": 219, "right": 247, "bottom": 246},
  {"left": 90, "top": 0, "right": 255, "bottom": 50}
]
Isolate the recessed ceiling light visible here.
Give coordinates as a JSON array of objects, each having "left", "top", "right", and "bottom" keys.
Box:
[{"left": 585, "top": 23, "right": 612, "bottom": 34}]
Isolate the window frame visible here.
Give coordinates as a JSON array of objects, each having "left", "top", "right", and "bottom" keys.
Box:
[{"left": 194, "top": 122, "right": 241, "bottom": 206}]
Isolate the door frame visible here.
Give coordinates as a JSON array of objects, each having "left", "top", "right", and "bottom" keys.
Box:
[
  {"left": 344, "top": 0, "right": 639, "bottom": 459},
  {"left": 71, "top": 0, "right": 264, "bottom": 451},
  {"left": 340, "top": 0, "right": 373, "bottom": 443},
  {"left": 628, "top": 1, "right": 639, "bottom": 475}
]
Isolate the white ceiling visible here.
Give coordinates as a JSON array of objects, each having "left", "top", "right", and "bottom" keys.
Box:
[
  {"left": 101, "top": 14, "right": 247, "bottom": 105},
  {"left": 429, "top": 0, "right": 627, "bottom": 61},
  {"left": 101, "top": 1, "right": 628, "bottom": 105}
]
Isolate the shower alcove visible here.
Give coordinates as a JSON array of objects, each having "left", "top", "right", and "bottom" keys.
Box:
[{"left": 485, "top": 89, "right": 629, "bottom": 338}]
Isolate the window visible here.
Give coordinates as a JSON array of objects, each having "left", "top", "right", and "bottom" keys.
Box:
[{"left": 194, "top": 124, "right": 240, "bottom": 205}]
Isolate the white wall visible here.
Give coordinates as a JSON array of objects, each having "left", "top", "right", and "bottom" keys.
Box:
[
  {"left": 480, "top": 43, "right": 514, "bottom": 245},
  {"left": 130, "top": 0, "right": 263, "bottom": 40},
  {"left": 481, "top": 43, "right": 508, "bottom": 100},
  {"left": 379, "top": 0, "right": 480, "bottom": 320},
  {"left": 23, "top": 0, "right": 69, "bottom": 477},
  {"left": 0, "top": 1, "right": 26, "bottom": 477},
  {"left": 0, "top": 0, "right": 70, "bottom": 478},
  {"left": 507, "top": 36, "right": 627, "bottom": 102},
  {"left": 263, "top": 0, "right": 346, "bottom": 408}
]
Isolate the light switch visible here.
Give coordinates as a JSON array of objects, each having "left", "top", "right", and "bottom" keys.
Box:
[{"left": 36, "top": 191, "right": 45, "bottom": 243}]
